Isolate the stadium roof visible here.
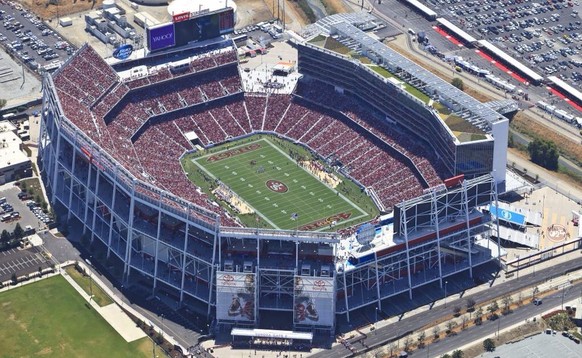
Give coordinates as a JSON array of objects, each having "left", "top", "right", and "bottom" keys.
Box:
[
  {"left": 329, "top": 21, "right": 505, "bottom": 132},
  {"left": 547, "top": 75, "right": 582, "bottom": 104},
  {"left": 478, "top": 40, "right": 544, "bottom": 83},
  {"left": 436, "top": 17, "right": 477, "bottom": 43},
  {"left": 405, "top": 0, "right": 438, "bottom": 18}
]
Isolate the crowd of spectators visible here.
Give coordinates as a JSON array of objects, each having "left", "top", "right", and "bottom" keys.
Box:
[{"left": 53, "top": 46, "right": 451, "bottom": 226}]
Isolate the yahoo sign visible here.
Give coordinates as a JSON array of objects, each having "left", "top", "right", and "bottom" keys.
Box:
[{"left": 147, "top": 23, "right": 175, "bottom": 52}]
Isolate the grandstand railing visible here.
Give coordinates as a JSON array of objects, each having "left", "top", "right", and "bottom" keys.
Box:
[{"left": 220, "top": 227, "right": 339, "bottom": 244}]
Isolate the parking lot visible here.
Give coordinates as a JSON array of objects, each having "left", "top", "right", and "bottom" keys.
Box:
[
  {"left": 0, "top": 245, "right": 51, "bottom": 282},
  {"left": 0, "top": 185, "right": 51, "bottom": 234},
  {"left": 435, "top": 0, "right": 582, "bottom": 87},
  {"left": 0, "top": 0, "right": 73, "bottom": 73}
]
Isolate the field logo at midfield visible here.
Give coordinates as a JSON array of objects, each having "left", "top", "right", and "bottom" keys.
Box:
[
  {"left": 299, "top": 212, "right": 352, "bottom": 230},
  {"left": 266, "top": 180, "right": 288, "bottom": 193}
]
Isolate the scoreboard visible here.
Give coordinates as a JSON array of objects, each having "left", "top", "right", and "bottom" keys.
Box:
[{"left": 147, "top": 7, "right": 235, "bottom": 52}]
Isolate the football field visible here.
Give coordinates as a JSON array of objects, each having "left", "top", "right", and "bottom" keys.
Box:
[{"left": 192, "top": 138, "right": 369, "bottom": 231}]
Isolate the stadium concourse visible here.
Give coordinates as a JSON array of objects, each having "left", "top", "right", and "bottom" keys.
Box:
[{"left": 38, "top": 13, "right": 508, "bottom": 351}]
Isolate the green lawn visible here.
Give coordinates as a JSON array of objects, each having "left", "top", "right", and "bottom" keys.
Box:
[
  {"left": 189, "top": 137, "right": 371, "bottom": 231},
  {"left": 65, "top": 266, "right": 114, "bottom": 307},
  {"left": 0, "top": 276, "right": 165, "bottom": 358}
]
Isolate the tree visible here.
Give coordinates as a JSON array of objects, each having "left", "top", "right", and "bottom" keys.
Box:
[
  {"left": 465, "top": 298, "right": 476, "bottom": 312},
  {"left": 432, "top": 325, "right": 441, "bottom": 340},
  {"left": 461, "top": 315, "right": 469, "bottom": 330},
  {"left": 0, "top": 99, "right": 6, "bottom": 110},
  {"left": 487, "top": 301, "right": 499, "bottom": 320},
  {"left": 441, "top": 355, "right": 452, "bottom": 358},
  {"left": 474, "top": 307, "right": 484, "bottom": 325},
  {"left": 527, "top": 138, "right": 559, "bottom": 171},
  {"left": 417, "top": 331, "right": 426, "bottom": 348},
  {"left": 483, "top": 338, "right": 496, "bottom": 352},
  {"left": 446, "top": 320, "right": 457, "bottom": 335},
  {"left": 452, "top": 349, "right": 464, "bottom": 358},
  {"left": 453, "top": 305, "right": 462, "bottom": 317},
  {"left": 13, "top": 223, "right": 24, "bottom": 240},
  {"left": 502, "top": 295, "right": 514, "bottom": 314},
  {"left": 403, "top": 336, "right": 412, "bottom": 352},
  {"left": 389, "top": 343, "right": 398, "bottom": 357},
  {"left": 451, "top": 78, "right": 464, "bottom": 90},
  {"left": 0, "top": 229, "right": 10, "bottom": 243}
]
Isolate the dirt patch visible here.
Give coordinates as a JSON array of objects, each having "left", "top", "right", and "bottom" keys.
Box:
[
  {"left": 19, "top": 0, "right": 102, "bottom": 20},
  {"left": 235, "top": 0, "right": 275, "bottom": 27},
  {"left": 511, "top": 111, "right": 582, "bottom": 166},
  {"left": 508, "top": 148, "right": 582, "bottom": 189},
  {"left": 283, "top": 0, "right": 311, "bottom": 27},
  {"left": 36, "top": 347, "right": 53, "bottom": 355},
  {"left": 320, "top": 0, "right": 351, "bottom": 14}
]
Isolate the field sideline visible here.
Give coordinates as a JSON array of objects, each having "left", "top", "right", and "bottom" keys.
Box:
[{"left": 191, "top": 137, "right": 371, "bottom": 231}]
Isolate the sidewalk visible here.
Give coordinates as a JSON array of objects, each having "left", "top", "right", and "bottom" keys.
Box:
[
  {"left": 60, "top": 268, "right": 146, "bottom": 343},
  {"left": 71, "top": 261, "right": 189, "bottom": 353}
]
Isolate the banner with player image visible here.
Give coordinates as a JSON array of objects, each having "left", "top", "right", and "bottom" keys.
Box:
[
  {"left": 293, "top": 276, "right": 334, "bottom": 327},
  {"left": 216, "top": 271, "right": 257, "bottom": 322}
]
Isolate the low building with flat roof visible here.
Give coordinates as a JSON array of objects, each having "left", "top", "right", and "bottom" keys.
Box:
[{"left": 0, "top": 124, "right": 32, "bottom": 184}]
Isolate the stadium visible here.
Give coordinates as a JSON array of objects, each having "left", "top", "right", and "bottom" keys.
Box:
[{"left": 38, "top": 13, "right": 509, "bottom": 346}]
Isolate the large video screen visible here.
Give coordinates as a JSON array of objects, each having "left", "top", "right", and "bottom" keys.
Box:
[
  {"left": 146, "top": 23, "right": 176, "bottom": 52},
  {"left": 175, "top": 9, "right": 235, "bottom": 47},
  {"left": 146, "top": 8, "right": 235, "bottom": 52}
]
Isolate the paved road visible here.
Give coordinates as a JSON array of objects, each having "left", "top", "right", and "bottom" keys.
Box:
[
  {"left": 427, "top": 281, "right": 582, "bottom": 357},
  {"left": 312, "top": 255, "right": 582, "bottom": 358}
]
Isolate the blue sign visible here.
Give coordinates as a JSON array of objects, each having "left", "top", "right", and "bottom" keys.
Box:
[
  {"left": 147, "top": 23, "right": 175, "bottom": 52},
  {"left": 489, "top": 205, "right": 526, "bottom": 226},
  {"left": 113, "top": 44, "right": 133, "bottom": 60}
]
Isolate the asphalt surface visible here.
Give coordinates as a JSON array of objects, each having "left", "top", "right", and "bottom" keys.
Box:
[
  {"left": 370, "top": 0, "right": 582, "bottom": 125},
  {"left": 0, "top": 0, "right": 72, "bottom": 73},
  {"left": 0, "top": 245, "right": 51, "bottom": 282},
  {"left": 427, "top": 281, "right": 582, "bottom": 357},
  {"left": 312, "top": 254, "right": 582, "bottom": 358},
  {"left": 434, "top": 0, "right": 582, "bottom": 82}
]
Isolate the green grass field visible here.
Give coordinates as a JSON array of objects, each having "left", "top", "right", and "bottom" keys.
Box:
[
  {"left": 65, "top": 266, "right": 114, "bottom": 307},
  {"left": 0, "top": 276, "right": 166, "bottom": 358},
  {"left": 190, "top": 137, "right": 371, "bottom": 231}
]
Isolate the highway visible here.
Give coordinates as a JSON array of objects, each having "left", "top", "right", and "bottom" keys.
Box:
[{"left": 312, "top": 255, "right": 582, "bottom": 358}]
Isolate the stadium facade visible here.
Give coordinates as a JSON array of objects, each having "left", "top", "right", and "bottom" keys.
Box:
[{"left": 38, "top": 14, "right": 507, "bottom": 338}]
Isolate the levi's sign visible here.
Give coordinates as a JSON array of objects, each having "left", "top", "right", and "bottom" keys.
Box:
[{"left": 172, "top": 12, "right": 190, "bottom": 23}]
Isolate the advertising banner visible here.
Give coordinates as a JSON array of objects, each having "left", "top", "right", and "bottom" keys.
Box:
[
  {"left": 172, "top": 12, "right": 190, "bottom": 23},
  {"left": 216, "top": 271, "right": 257, "bottom": 322},
  {"left": 293, "top": 276, "right": 334, "bottom": 327},
  {"left": 113, "top": 44, "right": 133, "bottom": 60},
  {"left": 147, "top": 23, "right": 175, "bottom": 52}
]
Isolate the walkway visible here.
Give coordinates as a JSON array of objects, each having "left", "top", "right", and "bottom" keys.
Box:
[{"left": 61, "top": 268, "right": 146, "bottom": 342}]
